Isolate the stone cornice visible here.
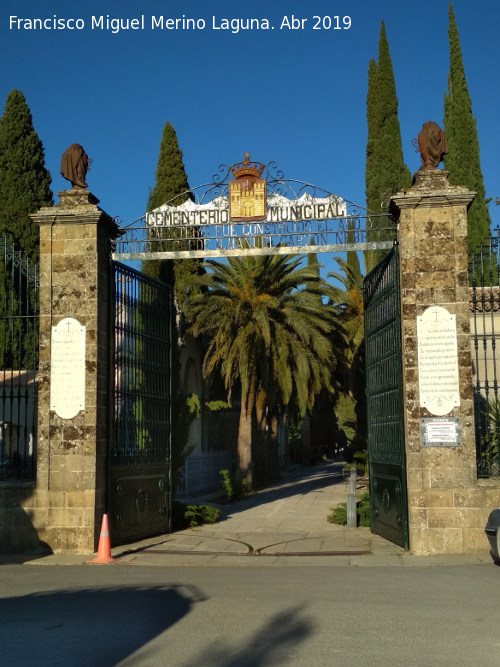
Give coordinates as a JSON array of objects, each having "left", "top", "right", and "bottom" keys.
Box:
[
  {"left": 30, "top": 190, "right": 121, "bottom": 238},
  {"left": 391, "top": 170, "right": 476, "bottom": 212}
]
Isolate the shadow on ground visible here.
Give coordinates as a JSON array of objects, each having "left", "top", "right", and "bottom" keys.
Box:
[
  {"left": 183, "top": 604, "right": 314, "bottom": 667},
  {"left": 0, "top": 584, "right": 204, "bottom": 666}
]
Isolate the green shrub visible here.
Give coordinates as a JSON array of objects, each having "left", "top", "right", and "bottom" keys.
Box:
[
  {"left": 172, "top": 501, "right": 220, "bottom": 529},
  {"left": 220, "top": 469, "right": 233, "bottom": 500},
  {"left": 220, "top": 469, "right": 249, "bottom": 501},
  {"left": 357, "top": 492, "right": 370, "bottom": 527},
  {"left": 184, "top": 504, "right": 220, "bottom": 527},
  {"left": 328, "top": 502, "right": 347, "bottom": 525},
  {"left": 327, "top": 492, "right": 370, "bottom": 527}
]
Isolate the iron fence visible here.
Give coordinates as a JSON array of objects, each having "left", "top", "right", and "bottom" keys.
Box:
[
  {"left": 0, "top": 237, "right": 38, "bottom": 481},
  {"left": 470, "top": 228, "right": 500, "bottom": 477}
]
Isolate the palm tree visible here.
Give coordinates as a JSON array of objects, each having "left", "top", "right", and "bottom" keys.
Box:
[
  {"left": 328, "top": 249, "right": 367, "bottom": 455},
  {"left": 328, "top": 252, "right": 364, "bottom": 370},
  {"left": 185, "top": 253, "right": 345, "bottom": 485}
]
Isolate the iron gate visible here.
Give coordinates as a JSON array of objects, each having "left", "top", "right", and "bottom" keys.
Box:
[
  {"left": 364, "top": 246, "right": 408, "bottom": 549},
  {"left": 0, "top": 237, "right": 38, "bottom": 481},
  {"left": 109, "top": 261, "right": 172, "bottom": 544}
]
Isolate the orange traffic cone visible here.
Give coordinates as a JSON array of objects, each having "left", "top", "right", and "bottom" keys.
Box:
[{"left": 88, "top": 514, "right": 115, "bottom": 564}]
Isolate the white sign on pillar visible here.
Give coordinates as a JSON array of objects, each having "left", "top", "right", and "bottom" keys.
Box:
[
  {"left": 50, "top": 317, "right": 86, "bottom": 419},
  {"left": 416, "top": 306, "right": 460, "bottom": 416}
]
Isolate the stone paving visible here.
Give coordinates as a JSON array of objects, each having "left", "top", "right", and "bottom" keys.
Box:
[{"left": 116, "top": 460, "right": 381, "bottom": 564}]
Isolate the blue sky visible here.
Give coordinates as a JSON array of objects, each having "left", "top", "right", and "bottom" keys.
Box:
[{"left": 2, "top": 0, "right": 499, "bottom": 242}]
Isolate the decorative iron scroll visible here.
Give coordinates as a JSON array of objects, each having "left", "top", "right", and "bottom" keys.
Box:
[{"left": 112, "top": 160, "right": 396, "bottom": 260}]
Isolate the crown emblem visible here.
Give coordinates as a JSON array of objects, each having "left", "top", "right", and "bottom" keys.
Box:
[
  {"left": 230, "top": 153, "right": 265, "bottom": 180},
  {"left": 229, "top": 153, "right": 267, "bottom": 222}
]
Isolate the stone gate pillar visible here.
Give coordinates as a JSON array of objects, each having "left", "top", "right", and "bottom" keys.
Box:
[
  {"left": 30, "top": 190, "right": 119, "bottom": 552},
  {"left": 391, "top": 170, "right": 483, "bottom": 555}
]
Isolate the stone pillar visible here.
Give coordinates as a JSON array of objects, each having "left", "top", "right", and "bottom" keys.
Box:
[
  {"left": 30, "top": 190, "right": 119, "bottom": 552},
  {"left": 392, "top": 170, "right": 480, "bottom": 554}
]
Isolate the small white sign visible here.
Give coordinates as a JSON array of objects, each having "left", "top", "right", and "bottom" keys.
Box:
[
  {"left": 420, "top": 418, "right": 461, "bottom": 447},
  {"left": 417, "top": 306, "right": 460, "bottom": 416},
  {"left": 50, "top": 317, "right": 86, "bottom": 420}
]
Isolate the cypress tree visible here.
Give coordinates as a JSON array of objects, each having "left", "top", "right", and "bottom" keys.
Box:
[
  {"left": 0, "top": 89, "right": 52, "bottom": 261},
  {"left": 146, "top": 121, "right": 191, "bottom": 212},
  {"left": 365, "top": 58, "right": 379, "bottom": 220},
  {"left": 143, "top": 121, "right": 202, "bottom": 310},
  {"left": 443, "top": 3, "right": 490, "bottom": 253},
  {"left": 365, "top": 22, "right": 411, "bottom": 272}
]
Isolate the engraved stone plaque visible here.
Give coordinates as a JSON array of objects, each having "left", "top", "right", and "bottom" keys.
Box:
[
  {"left": 417, "top": 306, "right": 460, "bottom": 416},
  {"left": 50, "top": 317, "right": 86, "bottom": 419}
]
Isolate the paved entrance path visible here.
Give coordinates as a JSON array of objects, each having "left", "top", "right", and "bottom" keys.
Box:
[
  {"left": 3, "top": 460, "right": 492, "bottom": 567},
  {"left": 112, "top": 460, "right": 491, "bottom": 567},
  {"left": 119, "top": 460, "right": 385, "bottom": 564}
]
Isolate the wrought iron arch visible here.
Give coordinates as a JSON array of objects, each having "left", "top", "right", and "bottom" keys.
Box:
[{"left": 113, "top": 158, "right": 396, "bottom": 261}]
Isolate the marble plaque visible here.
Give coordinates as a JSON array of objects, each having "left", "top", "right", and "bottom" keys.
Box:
[
  {"left": 50, "top": 317, "right": 86, "bottom": 419},
  {"left": 417, "top": 306, "right": 460, "bottom": 416}
]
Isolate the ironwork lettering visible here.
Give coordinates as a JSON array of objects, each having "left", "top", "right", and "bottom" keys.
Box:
[{"left": 114, "top": 166, "right": 395, "bottom": 260}]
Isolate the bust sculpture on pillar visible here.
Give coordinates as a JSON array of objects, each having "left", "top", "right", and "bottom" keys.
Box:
[
  {"left": 417, "top": 121, "right": 448, "bottom": 171},
  {"left": 58, "top": 144, "right": 100, "bottom": 206},
  {"left": 60, "top": 144, "right": 89, "bottom": 189}
]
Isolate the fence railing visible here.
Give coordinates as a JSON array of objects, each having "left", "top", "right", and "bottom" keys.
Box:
[
  {"left": 470, "top": 228, "right": 500, "bottom": 477},
  {"left": 0, "top": 237, "right": 38, "bottom": 481}
]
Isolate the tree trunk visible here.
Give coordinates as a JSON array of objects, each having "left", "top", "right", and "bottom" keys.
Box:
[
  {"left": 267, "top": 412, "right": 280, "bottom": 481},
  {"left": 237, "top": 390, "right": 254, "bottom": 488},
  {"left": 253, "top": 389, "right": 268, "bottom": 484}
]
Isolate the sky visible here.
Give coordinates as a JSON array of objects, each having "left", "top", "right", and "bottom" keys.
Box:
[{"left": 2, "top": 0, "right": 499, "bottom": 267}]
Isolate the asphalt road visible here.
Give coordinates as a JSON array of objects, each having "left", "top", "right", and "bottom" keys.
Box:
[{"left": 1, "top": 562, "right": 500, "bottom": 666}]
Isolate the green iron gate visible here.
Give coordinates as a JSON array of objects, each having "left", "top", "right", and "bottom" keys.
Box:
[
  {"left": 364, "top": 246, "right": 408, "bottom": 549},
  {"left": 109, "top": 262, "right": 172, "bottom": 544}
]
